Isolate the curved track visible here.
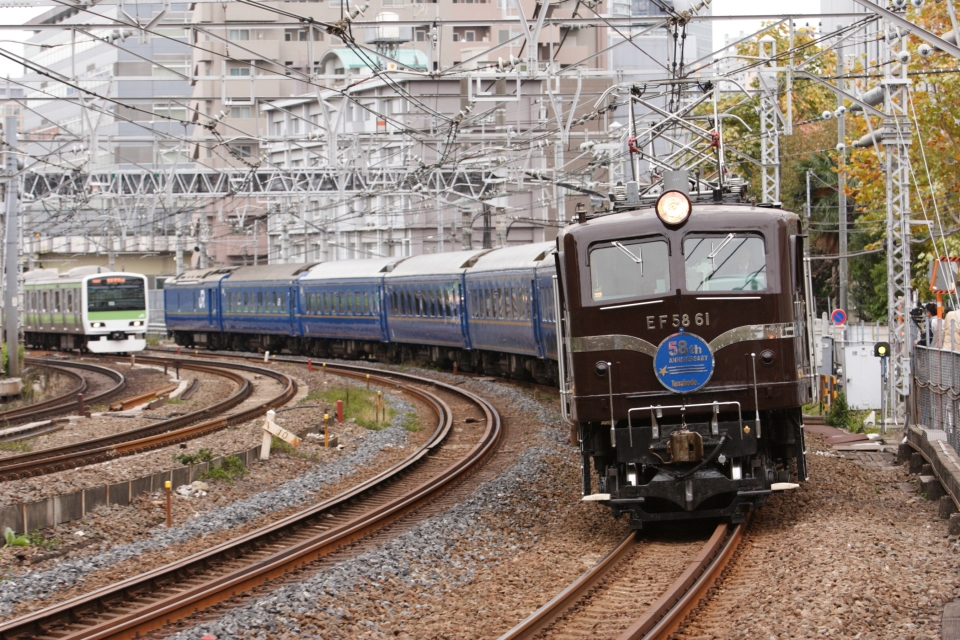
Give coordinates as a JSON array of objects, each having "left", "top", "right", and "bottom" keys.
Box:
[
  {"left": 0, "top": 364, "right": 501, "bottom": 640},
  {"left": 0, "top": 355, "right": 295, "bottom": 481},
  {"left": 501, "top": 523, "right": 744, "bottom": 640},
  {"left": 0, "top": 359, "right": 125, "bottom": 430}
]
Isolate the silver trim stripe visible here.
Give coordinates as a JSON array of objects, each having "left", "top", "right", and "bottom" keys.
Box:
[
  {"left": 707, "top": 322, "right": 797, "bottom": 352},
  {"left": 600, "top": 299, "right": 664, "bottom": 311},
  {"left": 569, "top": 334, "right": 658, "bottom": 357},
  {"left": 568, "top": 322, "right": 797, "bottom": 358}
]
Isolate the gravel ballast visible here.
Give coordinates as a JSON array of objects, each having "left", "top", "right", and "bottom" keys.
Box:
[
  {"left": 0, "top": 389, "right": 415, "bottom": 619},
  {"left": 161, "top": 376, "right": 630, "bottom": 640}
]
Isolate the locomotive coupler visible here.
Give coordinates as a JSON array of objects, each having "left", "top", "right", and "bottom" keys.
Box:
[{"left": 667, "top": 428, "right": 703, "bottom": 463}]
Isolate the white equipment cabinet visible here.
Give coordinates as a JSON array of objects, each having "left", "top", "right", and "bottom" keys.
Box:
[{"left": 843, "top": 345, "right": 883, "bottom": 410}]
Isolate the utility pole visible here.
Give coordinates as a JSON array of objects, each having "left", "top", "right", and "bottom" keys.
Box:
[
  {"left": 174, "top": 230, "right": 183, "bottom": 276},
  {"left": 4, "top": 115, "right": 20, "bottom": 379},
  {"left": 280, "top": 223, "right": 291, "bottom": 264},
  {"left": 805, "top": 170, "right": 812, "bottom": 221},
  {"left": 482, "top": 205, "right": 492, "bottom": 249},
  {"left": 882, "top": 25, "right": 913, "bottom": 424},
  {"left": 837, "top": 49, "right": 848, "bottom": 314},
  {"left": 758, "top": 35, "right": 781, "bottom": 205},
  {"left": 253, "top": 219, "right": 259, "bottom": 266},
  {"left": 461, "top": 209, "right": 472, "bottom": 250},
  {"left": 495, "top": 207, "right": 506, "bottom": 247}
]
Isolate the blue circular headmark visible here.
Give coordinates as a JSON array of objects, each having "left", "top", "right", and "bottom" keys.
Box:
[
  {"left": 654, "top": 332, "right": 715, "bottom": 393},
  {"left": 831, "top": 309, "right": 847, "bottom": 325}
]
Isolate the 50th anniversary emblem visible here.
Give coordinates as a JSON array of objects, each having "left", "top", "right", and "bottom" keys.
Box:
[{"left": 653, "top": 331, "right": 714, "bottom": 393}]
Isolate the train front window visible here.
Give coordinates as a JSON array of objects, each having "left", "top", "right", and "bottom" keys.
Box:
[
  {"left": 87, "top": 277, "right": 146, "bottom": 311},
  {"left": 589, "top": 239, "right": 670, "bottom": 302},
  {"left": 684, "top": 234, "right": 767, "bottom": 292}
]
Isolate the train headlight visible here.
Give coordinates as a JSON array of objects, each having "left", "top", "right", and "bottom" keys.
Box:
[
  {"left": 91, "top": 322, "right": 105, "bottom": 328},
  {"left": 129, "top": 320, "right": 143, "bottom": 327},
  {"left": 655, "top": 190, "right": 691, "bottom": 226}
]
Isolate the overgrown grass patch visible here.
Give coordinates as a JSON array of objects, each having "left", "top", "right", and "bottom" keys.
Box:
[
  {"left": 0, "top": 440, "right": 31, "bottom": 452},
  {"left": 199, "top": 455, "right": 246, "bottom": 484},
  {"left": 402, "top": 413, "right": 421, "bottom": 432},
  {"left": 307, "top": 385, "right": 394, "bottom": 429},
  {"left": 173, "top": 448, "right": 213, "bottom": 466}
]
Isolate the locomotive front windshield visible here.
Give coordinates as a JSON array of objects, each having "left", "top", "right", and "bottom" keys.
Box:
[
  {"left": 589, "top": 239, "right": 670, "bottom": 301},
  {"left": 87, "top": 276, "right": 146, "bottom": 311},
  {"left": 684, "top": 234, "right": 767, "bottom": 292}
]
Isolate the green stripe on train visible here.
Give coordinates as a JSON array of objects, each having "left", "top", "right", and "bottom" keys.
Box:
[{"left": 88, "top": 310, "right": 147, "bottom": 321}]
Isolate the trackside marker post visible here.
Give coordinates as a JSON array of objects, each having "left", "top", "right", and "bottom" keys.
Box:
[
  {"left": 307, "top": 358, "right": 312, "bottom": 372},
  {"left": 261, "top": 409, "right": 301, "bottom": 461},
  {"left": 336, "top": 399, "right": 343, "bottom": 423},
  {"left": 324, "top": 413, "right": 330, "bottom": 447},
  {"left": 164, "top": 480, "right": 172, "bottom": 527},
  {"left": 264, "top": 350, "right": 270, "bottom": 363},
  {"left": 377, "top": 391, "right": 383, "bottom": 425}
]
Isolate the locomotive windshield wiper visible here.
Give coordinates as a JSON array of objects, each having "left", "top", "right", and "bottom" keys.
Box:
[
  {"left": 707, "top": 233, "right": 735, "bottom": 264},
  {"left": 612, "top": 241, "right": 642, "bottom": 276}
]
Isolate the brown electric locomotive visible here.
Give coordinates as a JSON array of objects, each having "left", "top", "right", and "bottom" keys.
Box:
[{"left": 554, "top": 189, "right": 814, "bottom": 529}]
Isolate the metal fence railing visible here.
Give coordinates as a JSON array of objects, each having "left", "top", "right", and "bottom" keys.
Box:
[{"left": 915, "top": 346, "right": 958, "bottom": 452}]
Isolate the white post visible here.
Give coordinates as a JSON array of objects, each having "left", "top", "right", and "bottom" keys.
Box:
[{"left": 260, "top": 409, "right": 277, "bottom": 461}]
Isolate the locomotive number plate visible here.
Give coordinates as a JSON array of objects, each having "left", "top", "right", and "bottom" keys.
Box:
[{"left": 653, "top": 331, "right": 714, "bottom": 393}]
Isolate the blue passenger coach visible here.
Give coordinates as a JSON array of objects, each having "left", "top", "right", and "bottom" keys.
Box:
[
  {"left": 220, "top": 264, "right": 315, "bottom": 350},
  {"left": 296, "top": 257, "right": 404, "bottom": 355},
  {"left": 464, "top": 242, "right": 554, "bottom": 358},
  {"left": 165, "top": 245, "right": 559, "bottom": 383},
  {"left": 383, "top": 250, "right": 490, "bottom": 351},
  {"left": 164, "top": 267, "right": 236, "bottom": 346}
]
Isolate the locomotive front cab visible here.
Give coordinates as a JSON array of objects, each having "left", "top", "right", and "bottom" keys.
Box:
[{"left": 557, "top": 194, "right": 813, "bottom": 529}]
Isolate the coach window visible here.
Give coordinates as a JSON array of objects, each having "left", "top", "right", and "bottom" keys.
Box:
[
  {"left": 684, "top": 234, "right": 767, "bottom": 292},
  {"left": 589, "top": 238, "right": 670, "bottom": 302}
]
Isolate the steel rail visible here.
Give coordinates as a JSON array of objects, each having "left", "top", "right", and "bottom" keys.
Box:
[
  {"left": 499, "top": 522, "right": 743, "bottom": 640},
  {"left": 108, "top": 382, "right": 181, "bottom": 412},
  {"left": 0, "top": 359, "right": 125, "bottom": 428},
  {"left": 0, "top": 365, "right": 501, "bottom": 640},
  {"left": 0, "top": 355, "right": 296, "bottom": 481}
]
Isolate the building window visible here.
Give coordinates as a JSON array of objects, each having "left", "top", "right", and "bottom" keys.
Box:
[
  {"left": 230, "top": 106, "right": 251, "bottom": 118},
  {"left": 499, "top": 29, "right": 520, "bottom": 43},
  {"left": 229, "top": 66, "right": 251, "bottom": 76},
  {"left": 452, "top": 32, "right": 460, "bottom": 42},
  {"left": 383, "top": 0, "right": 404, "bottom": 6},
  {"left": 233, "top": 144, "right": 253, "bottom": 157},
  {"left": 415, "top": 29, "right": 426, "bottom": 41},
  {"left": 229, "top": 29, "right": 250, "bottom": 41},
  {"left": 464, "top": 30, "right": 475, "bottom": 41},
  {"left": 154, "top": 103, "right": 188, "bottom": 121}
]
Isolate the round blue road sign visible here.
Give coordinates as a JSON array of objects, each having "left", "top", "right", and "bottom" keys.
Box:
[
  {"left": 654, "top": 332, "right": 715, "bottom": 393},
  {"left": 831, "top": 309, "right": 847, "bottom": 325}
]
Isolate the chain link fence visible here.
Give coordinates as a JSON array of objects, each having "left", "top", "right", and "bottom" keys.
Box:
[{"left": 915, "top": 346, "right": 958, "bottom": 451}]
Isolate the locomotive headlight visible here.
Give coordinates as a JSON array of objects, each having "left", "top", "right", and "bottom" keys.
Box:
[{"left": 655, "top": 190, "right": 691, "bottom": 226}]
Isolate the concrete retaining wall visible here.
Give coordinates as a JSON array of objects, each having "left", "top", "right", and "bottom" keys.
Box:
[
  {"left": 906, "top": 425, "right": 960, "bottom": 510},
  {"left": 0, "top": 444, "right": 262, "bottom": 535}
]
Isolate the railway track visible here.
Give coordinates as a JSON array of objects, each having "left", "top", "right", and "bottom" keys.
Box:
[
  {"left": 0, "top": 364, "right": 501, "bottom": 640},
  {"left": 501, "top": 522, "right": 744, "bottom": 640},
  {"left": 0, "top": 359, "right": 126, "bottom": 431},
  {"left": 0, "top": 355, "right": 295, "bottom": 481}
]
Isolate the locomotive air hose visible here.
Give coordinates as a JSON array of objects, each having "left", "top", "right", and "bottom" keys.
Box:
[{"left": 677, "top": 434, "right": 730, "bottom": 480}]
